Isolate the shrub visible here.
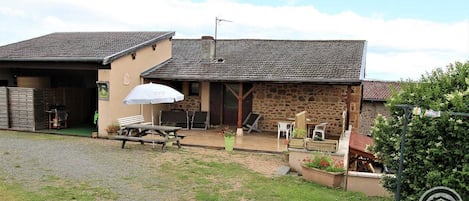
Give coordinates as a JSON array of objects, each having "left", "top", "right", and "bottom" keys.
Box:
[{"left": 371, "top": 61, "right": 469, "bottom": 200}]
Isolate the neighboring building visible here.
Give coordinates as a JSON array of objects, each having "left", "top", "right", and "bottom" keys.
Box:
[
  {"left": 0, "top": 32, "right": 175, "bottom": 135},
  {"left": 144, "top": 37, "right": 367, "bottom": 135},
  {"left": 359, "top": 80, "right": 401, "bottom": 135}
]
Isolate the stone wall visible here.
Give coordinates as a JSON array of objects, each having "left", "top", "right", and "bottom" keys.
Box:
[
  {"left": 359, "top": 101, "right": 390, "bottom": 135},
  {"left": 252, "top": 83, "right": 361, "bottom": 135},
  {"left": 169, "top": 82, "right": 362, "bottom": 135},
  {"left": 171, "top": 95, "right": 201, "bottom": 112}
]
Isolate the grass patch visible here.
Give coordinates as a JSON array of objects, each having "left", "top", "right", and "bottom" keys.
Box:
[
  {"left": 161, "top": 157, "right": 392, "bottom": 201},
  {"left": 0, "top": 175, "right": 116, "bottom": 201},
  {"left": 0, "top": 131, "right": 66, "bottom": 141},
  {"left": 0, "top": 179, "right": 35, "bottom": 201}
]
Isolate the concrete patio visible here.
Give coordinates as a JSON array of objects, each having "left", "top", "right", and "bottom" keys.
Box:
[{"left": 178, "top": 129, "right": 289, "bottom": 153}]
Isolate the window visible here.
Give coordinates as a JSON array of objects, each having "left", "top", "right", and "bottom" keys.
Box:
[{"left": 189, "top": 82, "right": 199, "bottom": 96}]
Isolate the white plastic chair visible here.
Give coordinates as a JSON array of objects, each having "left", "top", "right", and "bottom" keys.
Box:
[
  {"left": 277, "top": 122, "right": 291, "bottom": 140},
  {"left": 312, "top": 122, "right": 328, "bottom": 140}
]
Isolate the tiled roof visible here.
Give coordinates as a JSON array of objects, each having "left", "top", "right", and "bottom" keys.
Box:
[
  {"left": 143, "top": 39, "right": 366, "bottom": 83},
  {"left": 0, "top": 32, "right": 174, "bottom": 65},
  {"left": 362, "top": 80, "right": 401, "bottom": 101}
]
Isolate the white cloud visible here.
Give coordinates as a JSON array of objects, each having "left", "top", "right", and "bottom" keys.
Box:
[
  {"left": 0, "top": 6, "right": 26, "bottom": 17},
  {"left": 0, "top": 0, "right": 468, "bottom": 80}
]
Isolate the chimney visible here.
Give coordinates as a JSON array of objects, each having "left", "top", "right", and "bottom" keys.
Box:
[{"left": 201, "top": 36, "right": 215, "bottom": 61}]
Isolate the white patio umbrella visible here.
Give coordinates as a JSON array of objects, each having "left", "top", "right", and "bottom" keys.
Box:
[{"left": 123, "top": 83, "right": 184, "bottom": 125}]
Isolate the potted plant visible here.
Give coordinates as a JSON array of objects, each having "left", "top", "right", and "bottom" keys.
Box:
[
  {"left": 301, "top": 152, "right": 345, "bottom": 188},
  {"left": 221, "top": 126, "right": 236, "bottom": 152},
  {"left": 289, "top": 128, "right": 306, "bottom": 149},
  {"left": 105, "top": 123, "right": 120, "bottom": 138}
]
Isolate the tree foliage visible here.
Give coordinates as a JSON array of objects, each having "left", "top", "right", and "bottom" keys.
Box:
[{"left": 371, "top": 61, "right": 469, "bottom": 200}]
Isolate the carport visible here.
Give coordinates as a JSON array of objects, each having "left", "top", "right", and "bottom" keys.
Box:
[{"left": 0, "top": 32, "right": 175, "bottom": 135}]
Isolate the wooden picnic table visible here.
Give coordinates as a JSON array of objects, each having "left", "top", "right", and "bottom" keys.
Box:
[
  {"left": 349, "top": 132, "right": 377, "bottom": 172},
  {"left": 113, "top": 124, "right": 185, "bottom": 152}
]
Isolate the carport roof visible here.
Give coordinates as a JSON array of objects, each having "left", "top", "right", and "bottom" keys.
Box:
[
  {"left": 143, "top": 39, "right": 366, "bottom": 84},
  {"left": 0, "top": 32, "right": 175, "bottom": 65}
]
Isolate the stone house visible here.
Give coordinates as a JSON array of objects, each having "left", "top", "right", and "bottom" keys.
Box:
[
  {"left": 0, "top": 32, "right": 367, "bottom": 136},
  {"left": 0, "top": 32, "right": 175, "bottom": 135},
  {"left": 359, "top": 80, "right": 401, "bottom": 135},
  {"left": 143, "top": 37, "right": 367, "bottom": 135}
]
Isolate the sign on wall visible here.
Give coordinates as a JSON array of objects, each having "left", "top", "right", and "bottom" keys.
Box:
[{"left": 96, "top": 81, "right": 109, "bottom": 101}]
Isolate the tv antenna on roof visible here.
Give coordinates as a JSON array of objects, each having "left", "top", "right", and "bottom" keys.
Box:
[{"left": 214, "top": 17, "right": 232, "bottom": 60}]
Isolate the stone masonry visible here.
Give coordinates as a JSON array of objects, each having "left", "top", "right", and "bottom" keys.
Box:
[
  {"left": 252, "top": 83, "right": 361, "bottom": 135},
  {"left": 171, "top": 82, "right": 362, "bottom": 135},
  {"left": 171, "top": 96, "right": 201, "bottom": 112},
  {"left": 359, "top": 101, "right": 390, "bottom": 135}
]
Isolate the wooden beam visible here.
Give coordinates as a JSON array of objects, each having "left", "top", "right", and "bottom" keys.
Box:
[
  {"left": 237, "top": 83, "right": 243, "bottom": 128},
  {"left": 224, "top": 83, "right": 239, "bottom": 98},
  {"left": 346, "top": 85, "right": 352, "bottom": 130},
  {"left": 223, "top": 83, "right": 250, "bottom": 128},
  {"left": 242, "top": 85, "right": 255, "bottom": 100}
]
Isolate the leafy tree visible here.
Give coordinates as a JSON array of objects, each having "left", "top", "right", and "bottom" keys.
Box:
[{"left": 371, "top": 61, "right": 469, "bottom": 200}]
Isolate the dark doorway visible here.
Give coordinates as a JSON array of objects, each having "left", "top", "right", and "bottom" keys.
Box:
[
  {"left": 210, "top": 82, "right": 253, "bottom": 126},
  {"left": 210, "top": 83, "right": 223, "bottom": 125}
]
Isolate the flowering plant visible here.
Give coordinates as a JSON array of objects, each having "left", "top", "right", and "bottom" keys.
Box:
[
  {"left": 220, "top": 126, "right": 236, "bottom": 137},
  {"left": 105, "top": 123, "right": 120, "bottom": 134},
  {"left": 302, "top": 153, "right": 345, "bottom": 173}
]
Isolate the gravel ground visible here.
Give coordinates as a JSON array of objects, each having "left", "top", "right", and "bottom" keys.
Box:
[{"left": 0, "top": 131, "right": 287, "bottom": 201}]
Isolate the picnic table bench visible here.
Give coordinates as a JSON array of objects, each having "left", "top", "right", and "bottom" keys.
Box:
[
  {"left": 117, "top": 115, "right": 151, "bottom": 129},
  {"left": 113, "top": 124, "right": 186, "bottom": 152}
]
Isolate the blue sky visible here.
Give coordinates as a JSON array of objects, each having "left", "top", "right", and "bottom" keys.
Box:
[
  {"left": 1, "top": 0, "right": 468, "bottom": 81},
  {"left": 239, "top": 0, "right": 468, "bottom": 22}
]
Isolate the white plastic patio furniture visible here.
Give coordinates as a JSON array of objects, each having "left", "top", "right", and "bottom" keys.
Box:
[
  {"left": 312, "top": 122, "right": 328, "bottom": 140},
  {"left": 277, "top": 122, "right": 291, "bottom": 140}
]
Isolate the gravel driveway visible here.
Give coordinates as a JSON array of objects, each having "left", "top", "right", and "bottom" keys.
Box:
[{"left": 0, "top": 131, "right": 286, "bottom": 201}]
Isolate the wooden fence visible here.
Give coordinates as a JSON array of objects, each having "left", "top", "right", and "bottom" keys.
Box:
[{"left": 0, "top": 87, "right": 95, "bottom": 132}]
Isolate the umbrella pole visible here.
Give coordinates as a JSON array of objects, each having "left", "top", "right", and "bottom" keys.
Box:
[{"left": 151, "top": 105, "right": 154, "bottom": 126}]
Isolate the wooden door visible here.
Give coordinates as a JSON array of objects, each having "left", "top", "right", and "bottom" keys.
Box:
[{"left": 209, "top": 83, "right": 223, "bottom": 125}]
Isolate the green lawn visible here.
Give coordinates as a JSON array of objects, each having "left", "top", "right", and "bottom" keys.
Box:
[
  {"left": 0, "top": 158, "right": 393, "bottom": 201},
  {"left": 0, "top": 131, "right": 393, "bottom": 201},
  {"left": 160, "top": 158, "right": 392, "bottom": 201}
]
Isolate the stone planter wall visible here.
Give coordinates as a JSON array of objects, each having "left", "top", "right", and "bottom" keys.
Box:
[
  {"left": 346, "top": 171, "right": 393, "bottom": 197},
  {"left": 302, "top": 166, "right": 344, "bottom": 188},
  {"left": 289, "top": 149, "right": 345, "bottom": 174}
]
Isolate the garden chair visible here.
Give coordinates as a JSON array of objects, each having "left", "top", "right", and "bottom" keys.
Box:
[
  {"left": 242, "top": 112, "right": 262, "bottom": 134},
  {"left": 277, "top": 122, "right": 291, "bottom": 140},
  {"left": 311, "top": 122, "right": 328, "bottom": 140},
  {"left": 159, "top": 110, "right": 189, "bottom": 129},
  {"left": 191, "top": 111, "right": 209, "bottom": 130}
]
